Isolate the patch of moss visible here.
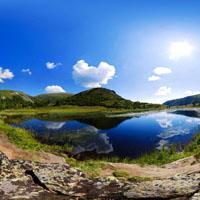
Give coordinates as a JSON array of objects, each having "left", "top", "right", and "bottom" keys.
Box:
[
  {"left": 127, "top": 176, "right": 153, "bottom": 182},
  {"left": 112, "top": 170, "right": 130, "bottom": 178}
]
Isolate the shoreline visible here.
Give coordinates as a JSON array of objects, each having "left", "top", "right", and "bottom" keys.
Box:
[
  {"left": 0, "top": 127, "right": 199, "bottom": 179},
  {"left": 0, "top": 109, "right": 200, "bottom": 199}
]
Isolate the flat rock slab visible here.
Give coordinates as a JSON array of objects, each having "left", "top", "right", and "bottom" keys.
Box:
[
  {"left": 0, "top": 152, "right": 200, "bottom": 199},
  {"left": 124, "top": 173, "right": 200, "bottom": 199}
]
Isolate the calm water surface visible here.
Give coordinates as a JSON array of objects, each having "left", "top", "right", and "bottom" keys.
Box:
[{"left": 10, "top": 109, "right": 200, "bottom": 159}]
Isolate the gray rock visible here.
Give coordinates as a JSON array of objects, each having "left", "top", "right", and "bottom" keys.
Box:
[{"left": 0, "top": 152, "right": 200, "bottom": 200}]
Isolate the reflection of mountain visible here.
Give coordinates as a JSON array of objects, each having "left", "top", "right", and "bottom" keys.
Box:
[
  {"left": 71, "top": 132, "right": 113, "bottom": 155},
  {"left": 171, "top": 110, "right": 200, "bottom": 118},
  {"left": 7, "top": 114, "right": 131, "bottom": 132},
  {"left": 35, "top": 124, "right": 113, "bottom": 154},
  {"left": 76, "top": 116, "right": 131, "bottom": 130}
]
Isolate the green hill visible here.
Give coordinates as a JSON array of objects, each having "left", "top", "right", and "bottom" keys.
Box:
[
  {"left": 0, "top": 90, "right": 34, "bottom": 109},
  {"left": 0, "top": 88, "right": 162, "bottom": 110},
  {"left": 35, "top": 93, "right": 73, "bottom": 106},
  {"left": 164, "top": 94, "right": 200, "bottom": 107},
  {"left": 66, "top": 88, "right": 161, "bottom": 109}
]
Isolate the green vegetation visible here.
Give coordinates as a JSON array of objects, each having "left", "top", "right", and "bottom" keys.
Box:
[
  {"left": 0, "top": 88, "right": 198, "bottom": 176},
  {"left": 164, "top": 93, "right": 200, "bottom": 106},
  {"left": 64, "top": 133, "right": 200, "bottom": 174},
  {"left": 0, "top": 104, "right": 162, "bottom": 122},
  {"left": 65, "top": 88, "right": 163, "bottom": 109},
  {"left": 64, "top": 156, "right": 107, "bottom": 177},
  {"left": 0, "top": 88, "right": 163, "bottom": 110},
  {"left": 112, "top": 170, "right": 130, "bottom": 178},
  {"left": 35, "top": 92, "right": 73, "bottom": 107},
  {"left": 112, "top": 170, "right": 153, "bottom": 182},
  {"left": 0, "top": 116, "right": 199, "bottom": 176},
  {"left": 123, "top": 136, "right": 200, "bottom": 166},
  {"left": 0, "top": 119, "right": 72, "bottom": 152},
  {"left": 185, "top": 133, "right": 200, "bottom": 158},
  {"left": 0, "top": 90, "right": 34, "bottom": 110},
  {"left": 127, "top": 176, "right": 153, "bottom": 182},
  {"left": 133, "top": 148, "right": 187, "bottom": 166}
]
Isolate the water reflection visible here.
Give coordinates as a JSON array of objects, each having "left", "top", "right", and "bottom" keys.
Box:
[
  {"left": 45, "top": 122, "right": 66, "bottom": 130},
  {"left": 151, "top": 112, "right": 200, "bottom": 149},
  {"left": 9, "top": 110, "right": 200, "bottom": 159},
  {"left": 171, "top": 109, "right": 200, "bottom": 118}
]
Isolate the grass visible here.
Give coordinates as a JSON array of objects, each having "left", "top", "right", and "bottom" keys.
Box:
[
  {"left": 0, "top": 105, "right": 164, "bottom": 119},
  {"left": 63, "top": 136, "right": 200, "bottom": 176},
  {"left": 184, "top": 133, "right": 200, "bottom": 158},
  {"left": 127, "top": 176, "right": 153, "bottom": 182},
  {"left": 132, "top": 149, "right": 187, "bottom": 166},
  {"left": 0, "top": 107, "right": 199, "bottom": 177},
  {"left": 0, "top": 116, "right": 108, "bottom": 177},
  {"left": 112, "top": 170, "right": 153, "bottom": 182},
  {"left": 112, "top": 170, "right": 130, "bottom": 178},
  {"left": 64, "top": 156, "right": 107, "bottom": 177},
  {"left": 0, "top": 119, "right": 73, "bottom": 152},
  {"left": 0, "top": 106, "right": 130, "bottom": 117}
]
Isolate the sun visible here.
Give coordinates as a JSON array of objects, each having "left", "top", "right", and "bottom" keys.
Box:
[{"left": 169, "top": 41, "right": 194, "bottom": 60}]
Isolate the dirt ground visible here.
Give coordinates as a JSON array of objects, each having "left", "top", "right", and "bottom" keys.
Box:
[
  {"left": 0, "top": 133, "right": 65, "bottom": 164},
  {"left": 0, "top": 132, "right": 199, "bottom": 179},
  {"left": 101, "top": 156, "right": 200, "bottom": 178}
]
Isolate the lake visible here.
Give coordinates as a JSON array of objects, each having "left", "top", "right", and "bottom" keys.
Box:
[{"left": 9, "top": 109, "right": 200, "bottom": 159}]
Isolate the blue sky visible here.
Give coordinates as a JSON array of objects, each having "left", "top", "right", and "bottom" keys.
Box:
[{"left": 0, "top": 0, "right": 200, "bottom": 103}]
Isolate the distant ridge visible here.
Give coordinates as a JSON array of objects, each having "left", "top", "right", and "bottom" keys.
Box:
[
  {"left": 35, "top": 93, "right": 73, "bottom": 107},
  {"left": 164, "top": 94, "right": 200, "bottom": 106},
  {"left": 0, "top": 88, "right": 162, "bottom": 110},
  {"left": 0, "top": 90, "right": 34, "bottom": 109}
]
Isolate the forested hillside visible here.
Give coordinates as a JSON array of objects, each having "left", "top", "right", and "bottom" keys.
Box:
[{"left": 0, "top": 88, "right": 163, "bottom": 110}]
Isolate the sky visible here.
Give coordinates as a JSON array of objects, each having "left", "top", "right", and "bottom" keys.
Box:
[{"left": 0, "top": 0, "right": 200, "bottom": 103}]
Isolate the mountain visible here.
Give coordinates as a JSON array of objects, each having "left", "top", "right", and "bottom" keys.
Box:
[
  {"left": 0, "top": 88, "right": 162, "bottom": 110},
  {"left": 67, "top": 88, "right": 126, "bottom": 107},
  {"left": 35, "top": 93, "right": 73, "bottom": 107},
  {"left": 66, "top": 88, "right": 161, "bottom": 109},
  {"left": 0, "top": 90, "right": 34, "bottom": 109},
  {"left": 164, "top": 94, "right": 200, "bottom": 106}
]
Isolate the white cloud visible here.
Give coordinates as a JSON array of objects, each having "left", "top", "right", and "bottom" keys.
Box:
[
  {"left": 155, "top": 86, "right": 172, "bottom": 96},
  {"left": 184, "top": 90, "right": 200, "bottom": 96},
  {"left": 21, "top": 68, "right": 32, "bottom": 75},
  {"left": 72, "top": 60, "right": 116, "bottom": 88},
  {"left": 45, "top": 85, "right": 65, "bottom": 93},
  {"left": 46, "top": 62, "right": 62, "bottom": 69},
  {"left": 153, "top": 67, "right": 172, "bottom": 75},
  {"left": 148, "top": 75, "right": 160, "bottom": 82},
  {"left": 0, "top": 67, "right": 14, "bottom": 83}
]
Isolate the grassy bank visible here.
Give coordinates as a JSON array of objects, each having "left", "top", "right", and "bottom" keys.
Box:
[
  {"left": 0, "top": 106, "right": 130, "bottom": 117},
  {"left": 0, "top": 107, "right": 199, "bottom": 177},
  {"left": 0, "top": 119, "right": 73, "bottom": 152},
  {"left": 0, "top": 116, "right": 199, "bottom": 175},
  {"left": 0, "top": 105, "right": 164, "bottom": 119}
]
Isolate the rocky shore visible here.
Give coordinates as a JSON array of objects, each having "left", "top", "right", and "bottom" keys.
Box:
[{"left": 0, "top": 152, "right": 200, "bottom": 200}]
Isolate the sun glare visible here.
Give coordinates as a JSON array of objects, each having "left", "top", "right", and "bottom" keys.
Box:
[{"left": 169, "top": 41, "right": 194, "bottom": 60}]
